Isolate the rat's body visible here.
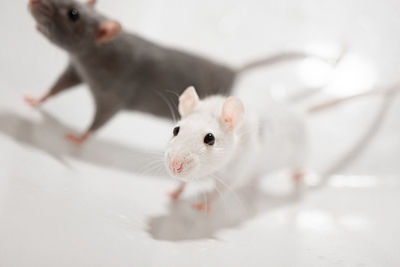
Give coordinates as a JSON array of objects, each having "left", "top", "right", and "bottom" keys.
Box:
[
  {"left": 165, "top": 85, "right": 395, "bottom": 212},
  {"left": 165, "top": 87, "right": 306, "bottom": 211},
  {"left": 26, "top": 0, "right": 331, "bottom": 144},
  {"left": 188, "top": 97, "right": 306, "bottom": 182},
  {"left": 69, "top": 33, "right": 235, "bottom": 129}
]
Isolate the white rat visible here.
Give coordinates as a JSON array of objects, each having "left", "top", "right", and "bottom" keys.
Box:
[
  {"left": 164, "top": 85, "right": 398, "bottom": 212},
  {"left": 164, "top": 86, "right": 307, "bottom": 212}
]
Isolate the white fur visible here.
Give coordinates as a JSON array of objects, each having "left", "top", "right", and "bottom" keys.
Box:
[{"left": 165, "top": 93, "right": 307, "bottom": 188}]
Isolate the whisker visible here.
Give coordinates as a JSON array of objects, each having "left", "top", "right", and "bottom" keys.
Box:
[
  {"left": 212, "top": 174, "right": 245, "bottom": 211},
  {"left": 212, "top": 181, "right": 229, "bottom": 217},
  {"left": 137, "top": 159, "right": 165, "bottom": 176},
  {"left": 155, "top": 91, "right": 178, "bottom": 123},
  {"left": 164, "top": 90, "right": 181, "bottom": 99}
]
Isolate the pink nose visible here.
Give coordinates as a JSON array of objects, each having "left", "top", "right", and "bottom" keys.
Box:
[
  {"left": 170, "top": 160, "right": 183, "bottom": 174},
  {"left": 30, "top": 0, "right": 39, "bottom": 4}
]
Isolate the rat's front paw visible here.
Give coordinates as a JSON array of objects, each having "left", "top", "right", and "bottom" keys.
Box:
[
  {"left": 292, "top": 171, "right": 305, "bottom": 183},
  {"left": 24, "top": 95, "right": 42, "bottom": 108},
  {"left": 65, "top": 132, "right": 89, "bottom": 146},
  {"left": 167, "top": 183, "right": 186, "bottom": 201},
  {"left": 167, "top": 190, "right": 183, "bottom": 200},
  {"left": 192, "top": 202, "right": 212, "bottom": 213}
]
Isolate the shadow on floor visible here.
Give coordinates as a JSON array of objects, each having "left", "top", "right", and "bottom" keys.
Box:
[
  {"left": 0, "top": 110, "right": 166, "bottom": 177},
  {"left": 148, "top": 183, "right": 300, "bottom": 241}
]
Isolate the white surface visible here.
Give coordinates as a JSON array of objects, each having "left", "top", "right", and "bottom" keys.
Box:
[{"left": 1, "top": 0, "right": 400, "bottom": 266}]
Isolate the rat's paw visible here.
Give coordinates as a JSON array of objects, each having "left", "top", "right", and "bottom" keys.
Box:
[
  {"left": 167, "top": 190, "right": 183, "bottom": 201},
  {"left": 291, "top": 170, "right": 307, "bottom": 199},
  {"left": 167, "top": 183, "right": 186, "bottom": 201},
  {"left": 192, "top": 202, "right": 212, "bottom": 213},
  {"left": 65, "top": 132, "right": 89, "bottom": 146},
  {"left": 24, "top": 95, "right": 42, "bottom": 108},
  {"left": 292, "top": 171, "right": 305, "bottom": 183}
]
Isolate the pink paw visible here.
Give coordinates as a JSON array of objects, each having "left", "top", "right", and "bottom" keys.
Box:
[
  {"left": 192, "top": 202, "right": 212, "bottom": 213},
  {"left": 167, "top": 190, "right": 183, "bottom": 200},
  {"left": 65, "top": 132, "right": 89, "bottom": 146},
  {"left": 292, "top": 171, "right": 304, "bottom": 183},
  {"left": 24, "top": 95, "right": 42, "bottom": 108}
]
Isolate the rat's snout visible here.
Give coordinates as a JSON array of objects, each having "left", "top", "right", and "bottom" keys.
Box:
[
  {"left": 29, "top": 0, "right": 54, "bottom": 20},
  {"left": 170, "top": 159, "right": 184, "bottom": 174},
  {"left": 166, "top": 151, "right": 196, "bottom": 178}
]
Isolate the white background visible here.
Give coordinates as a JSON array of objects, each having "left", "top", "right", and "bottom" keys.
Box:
[{"left": 1, "top": 0, "right": 400, "bottom": 266}]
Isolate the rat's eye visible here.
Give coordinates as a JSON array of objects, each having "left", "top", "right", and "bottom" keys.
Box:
[
  {"left": 68, "top": 8, "right": 80, "bottom": 22},
  {"left": 204, "top": 133, "right": 215, "bottom": 146},
  {"left": 173, "top": 126, "right": 180, "bottom": 137}
]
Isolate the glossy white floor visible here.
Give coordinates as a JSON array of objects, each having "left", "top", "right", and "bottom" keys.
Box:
[{"left": 1, "top": 0, "right": 400, "bottom": 266}]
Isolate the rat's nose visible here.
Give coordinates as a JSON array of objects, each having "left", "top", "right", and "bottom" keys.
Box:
[
  {"left": 170, "top": 160, "right": 184, "bottom": 174},
  {"left": 30, "top": 0, "right": 39, "bottom": 5}
]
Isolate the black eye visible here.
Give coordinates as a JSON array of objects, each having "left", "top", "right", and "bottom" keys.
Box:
[
  {"left": 173, "top": 126, "right": 180, "bottom": 136},
  {"left": 68, "top": 8, "right": 80, "bottom": 22},
  {"left": 204, "top": 133, "right": 215, "bottom": 146}
]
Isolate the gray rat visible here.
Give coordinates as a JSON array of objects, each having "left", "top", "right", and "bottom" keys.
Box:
[
  {"left": 26, "top": 0, "right": 332, "bottom": 144},
  {"left": 165, "top": 85, "right": 398, "bottom": 212}
]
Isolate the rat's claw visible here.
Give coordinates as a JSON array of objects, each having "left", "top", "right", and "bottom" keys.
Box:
[
  {"left": 65, "top": 132, "right": 90, "bottom": 146},
  {"left": 24, "top": 95, "right": 42, "bottom": 108},
  {"left": 192, "top": 202, "right": 212, "bottom": 213}
]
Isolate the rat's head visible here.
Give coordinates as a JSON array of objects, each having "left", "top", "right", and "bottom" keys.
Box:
[
  {"left": 28, "top": 0, "right": 122, "bottom": 52},
  {"left": 165, "top": 86, "right": 245, "bottom": 182}
]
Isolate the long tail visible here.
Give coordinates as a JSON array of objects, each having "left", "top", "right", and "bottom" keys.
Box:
[
  {"left": 307, "top": 83, "right": 399, "bottom": 190},
  {"left": 237, "top": 45, "right": 347, "bottom": 74},
  {"left": 307, "top": 83, "right": 400, "bottom": 114}
]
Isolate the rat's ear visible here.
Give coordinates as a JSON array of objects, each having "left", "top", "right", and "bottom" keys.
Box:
[
  {"left": 221, "top": 97, "right": 245, "bottom": 130},
  {"left": 179, "top": 86, "right": 200, "bottom": 117},
  {"left": 87, "top": 0, "right": 97, "bottom": 7},
  {"left": 96, "top": 20, "right": 122, "bottom": 44}
]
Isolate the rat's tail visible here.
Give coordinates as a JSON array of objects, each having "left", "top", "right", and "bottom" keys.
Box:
[
  {"left": 307, "top": 83, "right": 400, "bottom": 114},
  {"left": 237, "top": 45, "right": 347, "bottom": 75},
  {"left": 306, "top": 82, "right": 399, "bottom": 191}
]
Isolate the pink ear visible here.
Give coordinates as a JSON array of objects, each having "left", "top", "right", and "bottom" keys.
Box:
[
  {"left": 96, "top": 20, "right": 122, "bottom": 44},
  {"left": 87, "top": 0, "right": 97, "bottom": 7},
  {"left": 221, "top": 97, "right": 245, "bottom": 130},
  {"left": 178, "top": 86, "right": 200, "bottom": 117}
]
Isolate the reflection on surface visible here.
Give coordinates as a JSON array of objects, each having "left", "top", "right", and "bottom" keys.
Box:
[
  {"left": 298, "top": 58, "right": 334, "bottom": 87},
  {"left": 0, "top": 110, "right": 165, "bottom": 177},
  {"left": 328, "top": 175, "right": 378, "bottom": 188},
  {"left": 296, "top": 209, "right": 334, "bottom": 232},
  {"left": 325, "top": 53, "right": 377, "bottom": 97},
  {"left": 148, "top": 183, "right": 299, "bottom": 241},
  {"left": 338, "top": 215, "right": 371, "bottom": 231},
  {"left": 298, "top": 51, "right": 377, "bottom": 97}
]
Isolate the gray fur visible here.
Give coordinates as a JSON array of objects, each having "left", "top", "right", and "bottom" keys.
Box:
[{"left": 29, "top": 0, "right": 319, "bottom": 133}]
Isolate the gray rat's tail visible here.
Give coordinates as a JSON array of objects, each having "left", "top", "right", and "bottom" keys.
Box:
[
  {"left": 237, "top": 45, "right": 347, "bottom": 75},
  {"left": 307, "top": 83, "right": 400, "bottom": 114}
]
